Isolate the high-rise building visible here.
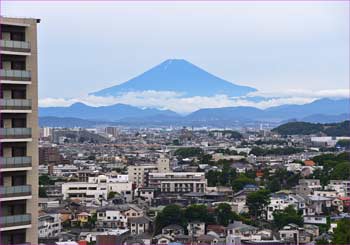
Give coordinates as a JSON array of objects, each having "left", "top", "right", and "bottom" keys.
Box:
[
  {"left": 39, "top": 146, "right": 61, "bottom": 165},
  {"left": 0, "top": 16, "right": 40, "bottom": 245},
  {"left": 105, "top": 126, "right": 119, "bottom": 137}
]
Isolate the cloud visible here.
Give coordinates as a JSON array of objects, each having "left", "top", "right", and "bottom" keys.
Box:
[
  {"left": 39, "top": 88, "right": 349, "bottom": 114},
  {"left": 248, "top": 89, "right": 350, "bottom": 98}
]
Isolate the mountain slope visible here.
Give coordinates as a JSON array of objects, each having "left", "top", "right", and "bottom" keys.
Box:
[
  {"left": 265, "top": 98, "right": 350, "bottom": 119},
  {"left": 39, "top": 103, "right": 179, "bottom": 121},
  {"left": 186, "top": 99, "right": 349, "bottom": 122},
  {"left": 90, "top": 59, "right": 256, "bottom": 97}
]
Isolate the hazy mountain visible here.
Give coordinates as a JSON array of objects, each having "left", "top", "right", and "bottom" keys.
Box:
[
  {"left": 90, "top": 59, "right": 256, "bottom": 97},
  {"left": 39, "top": 102, "right": 180, "bottom": 121},
  {"left": 39, "top": 117, "right": 108, "bottom": 128},
  {"left": 186, "top": 98, "right": 349, "bottom": 122},
  {"left": 39, "top": 98, "right": 349, "bottom": 126},
  {"left": 265, "top": 98, "right": 349, "bottom": 119},
  {"left": 185, "top": 106, "right": 265, "bottom": 122}
]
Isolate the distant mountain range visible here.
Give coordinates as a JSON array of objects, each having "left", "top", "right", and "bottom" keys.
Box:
[
  {"left": 39, "top": 98, "right": 350, "bottom": 127},
  {"left": 39, "top": 102, "right": 178, "bottom": 121},
  {"left": 90, "top": 59, "right": 256, "bottom": 97}
]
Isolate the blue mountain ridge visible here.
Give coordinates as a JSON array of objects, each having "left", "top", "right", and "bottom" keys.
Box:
[
  {"left": 39, "top": 98, "right": 350, "bottom": 123},
  {"left": 90, "top": 59, "right": 257, "bottom": 97}
]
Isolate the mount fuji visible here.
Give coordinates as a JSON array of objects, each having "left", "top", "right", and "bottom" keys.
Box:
[{"left": 90, "top": 59, "right": 256, "bottom": 97}]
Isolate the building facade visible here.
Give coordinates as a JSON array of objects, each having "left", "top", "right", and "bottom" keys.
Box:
[
  {"left": 0, "top": 16, "right": 40, "bottom": 245},
  {"left": 148, "top": 172, "right": 207, "bottom": 193}
]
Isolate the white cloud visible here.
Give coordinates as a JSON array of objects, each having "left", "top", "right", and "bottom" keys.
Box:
[
  {"left": 248, "top": 88, "right": 350, "bottom": 98},
  {"left": 39, "top": 88, "right": 349, "bottom": 114}
]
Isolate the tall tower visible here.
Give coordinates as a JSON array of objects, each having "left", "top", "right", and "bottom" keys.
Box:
[{"left": 0, "top": 16, "right": 40, "bottom": 245}]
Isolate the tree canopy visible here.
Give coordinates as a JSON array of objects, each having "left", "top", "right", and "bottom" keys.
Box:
[
  {"left": 332, "top": 219, "right": 350, "bottom": 244},
  {"left": 273, "top": 205, "right": 303, "bottom": 229},
  {"left": 246, "top": 189, "right": 270, "bottom": 219}
]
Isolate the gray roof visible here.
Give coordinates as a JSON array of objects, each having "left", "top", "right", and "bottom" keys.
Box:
[
  {"left": 163, "top": 224, "right": 185, "bottom": 230},
  {"left": 227, "top": 221, "right": 258, "bottom": 232},
  {"left": 128, "top": 216, "right": 152, "bottom": 224}
]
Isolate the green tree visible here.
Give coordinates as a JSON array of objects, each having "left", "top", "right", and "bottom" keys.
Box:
[
  {"left": 266, "top": 178, "right": 281, "bottom": 193},
  {"left": 184, "top": 204, "right": 214, "bottom": 223},
  {"left": 39, "top": 174, "right": 55, "bottom": 185},
  {"left": 332, "top": 219, "right": 350, "bottom": 244},
  {"left": 199, "top": 154, "right": 213, "bottom": 165},
  {"left": 39, "top": 186, "right": 48, "bottom": 197},
  {"left": 206, "top": 170, "right": 221, "bottom": 187},
  {"left": 108, "top": 191, "right": 117, "bottom": 199},
  {"left": 273, "top": 205, "right": 303, "bottom": 229},
  {"left": 232, "top": 175, "right": 256, "bottom": 192},
  {"left": 246, "top": 190, "right": 270, "bottom": 219},
  {"left": 215, "top": 203, "right": 238, "bottom": 226},
  {"left": 174, "top": 147, "right": 203, "bottom": 158},
  {"left": 155, "top": 205, "right": 186, "bottom": 234},
  {"left": 330, "top": 162, "right": 350, "bottom": 180}
]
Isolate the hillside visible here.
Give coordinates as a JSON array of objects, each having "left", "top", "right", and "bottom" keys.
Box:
[
  {"left": 272, "top": 121, "right": 350, "bottom": 136},
  {"left": 39, "top": 103, "right": 179, "bottom": 121}
]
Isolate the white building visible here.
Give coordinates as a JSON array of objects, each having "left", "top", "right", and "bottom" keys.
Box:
[
  {"left": 38, "top": 213, "right": 61, "bottom": 238},
  {"left": 326, "top": 180, "right": 350, "bottom": 197},
  {"left": 148, "top": 172, "right": 207, "bottom": 193},
  {"left": 61, "top": 175, "right": 132, "bottom": 201},
  {"left": 267, "top": 194, "right": 296, "bottom": 220}
]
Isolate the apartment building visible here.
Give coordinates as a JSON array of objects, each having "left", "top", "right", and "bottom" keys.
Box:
[
  {"left": 327, "top": 180, "right": 350, "bottom": 197},
  {"left": 38, "top": 213, "right": 61, "bottom": 238},
  {"left": 128, "top": 164, "right": 157, "bottom": 187},
  {"left": 128, "top": 156, "right": 170, "bottom": 187},
  {"left": 61, "top": 175, "right": 133, "bottom": 201},
  {"left": 148, "top": 172, "right": 207, "bottom": 193},
  {"left": 0, "top": 16, "right": 40, "bottom": 245}
]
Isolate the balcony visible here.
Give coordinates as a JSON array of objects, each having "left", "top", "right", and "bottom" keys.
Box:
[
  {"left": 0, "top": 69, "right": 31, "bottom": 82},
  {"left": 0, "top": 157, "right": 32, "bottom": 170},
  {"left": 0, "top": 185, "right": 32, "bottom": 200},
  {"left": 0, "top": 214, "right": 31, "bottom": 229},
  {"left": 0, "top": 99, "right": 32, "bottom": 111},
  {"left": 0, "top": 128, "right": 32, "bottom": 142},
  {"left": 0, "top": 40, "right": 31, "bottom": 54}
]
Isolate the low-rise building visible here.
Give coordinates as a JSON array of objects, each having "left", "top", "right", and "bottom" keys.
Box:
[{"left": 148, "top": 172, "right": 207, "bottom": 193}]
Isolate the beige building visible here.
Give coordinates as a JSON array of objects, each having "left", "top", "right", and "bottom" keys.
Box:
[
  {"left": 128, "top": 164, "right": 158, "bottom": 187},
  {"left": 128, "top": 155, "right": 170, "bottom": 187},
  {"left": 0, "top": 16, "right": 40, "bottom": 245}
]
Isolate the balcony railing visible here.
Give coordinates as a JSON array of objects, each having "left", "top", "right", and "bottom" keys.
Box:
[
  {"left": 0, "top": 99, "right": 32, "bottom": 110},
  {"left": 0, "top": 40, "right": 31, "bottom": 53},
  {"left": 0, "top": 185, "right": 32, "bottom": 198},
  {"left": 0, "top": 214, "right": 31, "bottom": 228},
  {"left": 0, "top": 156, "right": 32, "bottom": 169},
  {"left": 0, "top": 128, "right": 32, "bottom": 139},
  {"left": 0, "top": 69, "right": 31, "bottom": 81}
]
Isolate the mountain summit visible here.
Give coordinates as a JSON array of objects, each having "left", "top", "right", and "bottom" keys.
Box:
[{"left": 90, "top": 59, "right": 256, "bottom": 97}]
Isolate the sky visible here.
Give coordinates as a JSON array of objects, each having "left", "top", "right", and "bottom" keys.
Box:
[{"left": 2, "top": 1, "right": 349, "bottom": 113}]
